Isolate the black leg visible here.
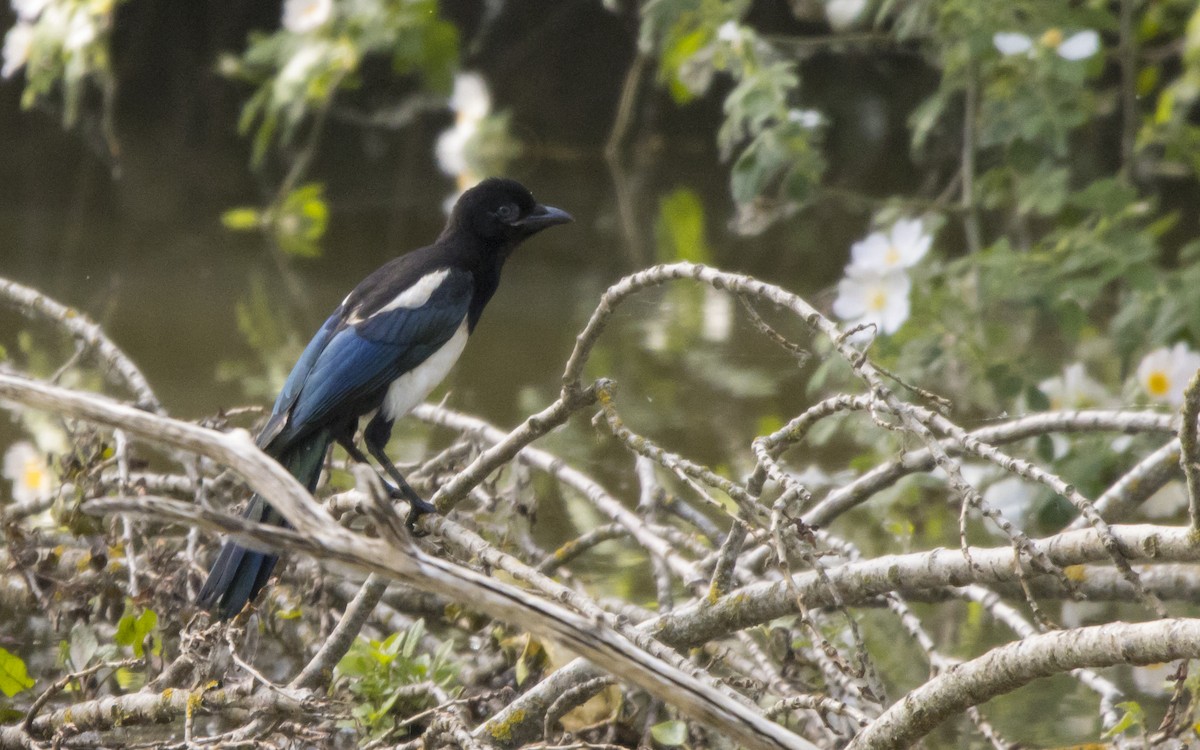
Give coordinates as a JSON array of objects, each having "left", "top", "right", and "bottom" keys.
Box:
[
  {"left": 364, "top": 414, "right": 438, "bottom": 526},
  {"left": 335, "top": 433, "right": 398, "bottom": 491}
]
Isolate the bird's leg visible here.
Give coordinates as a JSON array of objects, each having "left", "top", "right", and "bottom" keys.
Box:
[
  {"left": 364, "top": 414, "right": 439, "bottom": 527},
  {"left": 335, "top": 434, "right": 403, "bottom": 496}
]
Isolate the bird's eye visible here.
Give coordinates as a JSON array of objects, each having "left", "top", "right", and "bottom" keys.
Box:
[{"left": 495, "top": 203, "right": 519, "bottom": 223}]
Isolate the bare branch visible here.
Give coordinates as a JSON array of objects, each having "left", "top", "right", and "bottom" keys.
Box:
[{"left": 848, "top": 619, "right": 1200, "bottom": 750}]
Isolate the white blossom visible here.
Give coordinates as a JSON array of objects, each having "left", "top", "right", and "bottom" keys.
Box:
[
  {"left": 832, "top": 267, "right": 911, "bottom": 336},
  {"left": 2, "top": 20, "right": 33, "bottom": 78},
  {"left": 994, "top": 29, "right": 1100, "bottom": 61},
  {"left": 824, "top": 0, "right": 867, "bottom": 32},
  {"left": 992, "top": 32, "right": 1034, "bottom": 57},
  {"left": 12, "top": 0, "right": 48, "bottom": 21},
  {"left": 982, "top": 476, "right": 1034, "bottom": 531},
  {"left": 849, "top": 217, "right": 932, "bottom": 272},
  {"left": 787, "top": 108, "right": 823, "bottom": 128},
  {"left": 64, "top": 7, "right": 96, "bottom": 51},
  {"left": 282, "top": 0, "right": 333, "bottom": 34},
  {"left": 1136, "top": 342, "right": 1200, "bottom": 407},
  {"left": 448, "top": 71, "right": 491, "bottom": 122},
  {"left": 1055, "top": 30, "right": 1100, "bottom": 60},
  {"left": 716, "top": 20, "right": 741, "bottom": 44},
  {"left": 3, "top": 441, "right": 54, "bottom": 505},
  {"left": 436, "top": 72, "right": 493, "bottom": 205},
  {"left": 1037, "top": 362, "right": 1109, "bottom": 410},
  {"left": 435, "top": 117, "right": 477, "bottom": 179},
  {"left": 1131, "top": 662, "right": 1174, "bottom": 696}
]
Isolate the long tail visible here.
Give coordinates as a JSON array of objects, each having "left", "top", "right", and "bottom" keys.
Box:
[{"left": 196, "top": 429, "right": 331, "bottom": 620}]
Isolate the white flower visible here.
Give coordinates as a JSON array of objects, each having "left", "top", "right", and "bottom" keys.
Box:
[
  {"left": 994, "top": 29, "right": 1100, "bottom": 61},
  {"left": 3, "top": 441, "right": 54, "bottom": 505},
  {"left": 435, "top": 117, "right": 478, "bottom": 178},
  {"left": 282, "top": 0, "right": 332, "bottom": 34},
  {"left": 436, "top": 73, "right": 493, "bottom": 206},
  {"left": 1136, "top": 343, "right": 1200, "bottom": 407},
  {"left": 832, "top": 267, "right": 911, "bottom": 336},
  {"left": 2, "top": 20, "right": 33, "bottom": 78},
  {"left": 1037, "top": 362, "right": 1109, "bottom": 410},
  {"left": 449, "top": 71, "right": 491, "bottom": 122},
  {"left": 20, "top": 410, "right": 68, "bottom": 454},
  {"left": 65, "top": 7, "right": 96, "bottom": 51},
  {"left": 716, "top": 20, "right": 741, "bottom": 44},
  {"left": 825, "top": 0, "right": 867, "bottom": 32},
  {"left": 982, "top": 476, "right": 1034, "bottom": 531},
  {"left": 1055, "top": 30, "right": 1100, "bottom": 60},
  {"left": 787, "top": 108, "right": 823, "bottom": 128},
  {"left": 849, "top": 218, "right": 931, "bottom": 272},
  {"left": 12, "top": 0, "right": 48, "bottom": 21},
  {"left": 37, "top": 2, "right": 68, "bottom": 41},
  {"left": 993, "top": 32, "right": 1034, "bottom": 57},
  {"left": 1131, "top": 662, "right": 1174, "bottom": 696}
]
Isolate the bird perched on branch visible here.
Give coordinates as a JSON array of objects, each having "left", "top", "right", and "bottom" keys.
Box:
[{"left": 197, "top": 178, "right": 572, "bottom": 620}]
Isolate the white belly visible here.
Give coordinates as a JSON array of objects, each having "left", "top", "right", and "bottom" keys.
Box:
[{"left": 381, "top": 319, "right": 469, "bottom": 420}]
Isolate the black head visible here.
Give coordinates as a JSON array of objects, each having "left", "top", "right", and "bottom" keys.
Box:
[{"left": 444, "top": 177, "right": 572, "bottom": 246}]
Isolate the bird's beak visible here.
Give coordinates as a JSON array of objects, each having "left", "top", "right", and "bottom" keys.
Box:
[{"left": 517, "top": 203, "right": 573, "bottom": 232}]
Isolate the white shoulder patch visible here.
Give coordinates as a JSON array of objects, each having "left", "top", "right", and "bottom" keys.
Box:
[{"left": 377, "top": 268, "right": 452, "bottom": 315}]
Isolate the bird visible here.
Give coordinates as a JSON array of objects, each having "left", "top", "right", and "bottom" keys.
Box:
[{"left": 196, "top": 177, "right": 572, "bottom": 620}]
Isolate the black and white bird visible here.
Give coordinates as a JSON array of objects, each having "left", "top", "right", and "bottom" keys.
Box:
[{"left": 197, "top": 177, "right": 572, "bottom": 619}]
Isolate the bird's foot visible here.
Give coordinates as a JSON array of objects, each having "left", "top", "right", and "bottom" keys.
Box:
[{"left": 404, "top": 497, "right": 438, "bottom": 536}]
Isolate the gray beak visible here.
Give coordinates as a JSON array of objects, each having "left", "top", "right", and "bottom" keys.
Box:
[{"left": 517, "top": 203, "right": 573, "bottom": 232}]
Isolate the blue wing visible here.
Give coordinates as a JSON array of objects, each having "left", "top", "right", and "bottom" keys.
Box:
[
  {"left": 261, "top": 269, "right": 473, "bottom": 451},
  {"left": 256, "top": 311, "right": 341, "bottom": 450}
]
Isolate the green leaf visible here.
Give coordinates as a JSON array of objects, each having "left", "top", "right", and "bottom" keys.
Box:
[
  {"left": 115, "top": 606, "right": 158, "bottom": 658},
  {"left": 0, "top": 649, "right": 34, "bottom": 697},
  {"left": 274, "top": 183, "right": 329, "bottom": 258},
  {"left": 400, "top": 619, "right": 425, "bottom": 660},
  {"left": 651, "top": 719, "right": 688, "bottom": 747},
  {"left": 114, "top": 666, "right": 145, "bottom": 690},
  {"left": 1102, "top": 701, "right": 1145, "bottom": 738},
  {"left": 221, "top": 207, "right": 262, "bottom": 231},
  {"left": 515, "top": 653, "right": 529, "bottom": 686}
]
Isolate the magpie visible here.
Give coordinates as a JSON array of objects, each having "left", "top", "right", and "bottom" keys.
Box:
[{"left": 197, "top": 177, "right": 571, "bottom": 620}]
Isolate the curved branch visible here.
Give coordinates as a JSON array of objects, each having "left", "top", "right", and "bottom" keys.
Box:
[
  {"left": 847, "top": 619, "right": 1200, "bottom": 750},
  {"left": 0, "top": 277, "right": 163, "bottom": 413},
  {"left": 809, "top": 411, "right": 1176, "bottom": 526}
]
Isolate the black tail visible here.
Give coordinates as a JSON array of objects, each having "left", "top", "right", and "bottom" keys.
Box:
[{"left": 196, "top": 430, "right": 330, "bottom": 620}]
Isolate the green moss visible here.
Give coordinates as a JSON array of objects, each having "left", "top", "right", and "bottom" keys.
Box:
[{"left": 486, "top": 708, "right": 528, "bottom": 743}]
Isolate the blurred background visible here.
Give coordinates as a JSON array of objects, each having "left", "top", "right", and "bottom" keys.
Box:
[{"left": 5, "top": 1, "right": 1200, "bottom": 744}]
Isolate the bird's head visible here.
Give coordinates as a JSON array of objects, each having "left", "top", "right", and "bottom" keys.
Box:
[{"left": 446, "top": 177, "right": 572, "bottom": 247}]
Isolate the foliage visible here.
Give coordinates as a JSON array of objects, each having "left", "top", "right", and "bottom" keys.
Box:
[
  {"left": 3, "top": 0, "right": 124, "bottom": 142},
  {"left": 114, "top": 603, "right": 159, "bottom": 658},
  {"left": 0, "top": 648, "right": 33, "bottom": 698},
  {"left": 334, "top": 619, "right": 460, "bottom": 743},
  {"left": 220, "top": 0, "right": 458, "bottom": 166},
  {"left": 223, "top": 182, "right": 330, "bottom": 259},
  {"left": 642, "top": 0, "right": 825, "bottom": 232}
]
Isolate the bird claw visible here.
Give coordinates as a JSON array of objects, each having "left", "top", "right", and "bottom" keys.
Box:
[{"left": 400, "top": 495, "right": 438, "bottom": 537}]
